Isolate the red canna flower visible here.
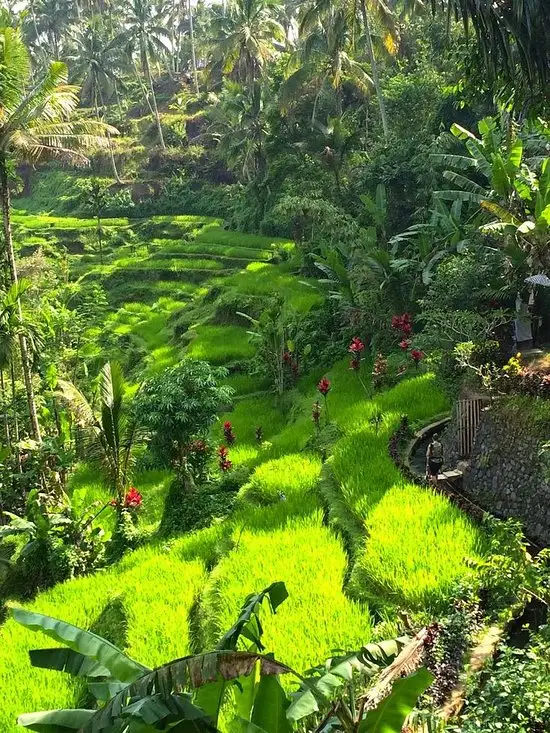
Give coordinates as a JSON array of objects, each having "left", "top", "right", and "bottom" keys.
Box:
[
  {"left": 348, "top": 337, "right": 365, "bottom": 354},
  {"left": 399, "top": 339, "right": 411, "bottom": 350},
  {"left": 317, "top": 377, "right": 331, "bottom": 396},
  {"left": 411, "top": 349, "right": 425, "bottom": 365},
  {"left": 218, "top": 445, "right": 232, "bottom": 472},
  {"left": 123, "top": 487, "right": 143, "bottom": 509},
  {"left": 223, "top": 421, "right": 236, "bottom": 445}
]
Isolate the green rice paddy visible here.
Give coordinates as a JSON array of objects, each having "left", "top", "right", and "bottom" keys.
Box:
[{"left": 0, "top": 209, "right": 485, "bottom": 730}]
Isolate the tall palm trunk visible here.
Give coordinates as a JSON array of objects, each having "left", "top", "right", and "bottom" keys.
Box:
[
  {"left": 10, "top": 359, "right": 22, "bottom": 474},
  {"left": 188, "top": 0, "right": 200, "bottom": 94},
  {"left": 142, "top": 50, "right": 166, "bottom": 149},
  {"left": 96, "top": 86, "right": 122, "bottom": 183},
  {"left": 0, "top": 370, "right": 11, "bottom": 451},
  {"left": 0, "top": 156, "right": 42, "bottom": 443},
  {"left": 360, "top": 0, "right": 389, "bottom": 139}
]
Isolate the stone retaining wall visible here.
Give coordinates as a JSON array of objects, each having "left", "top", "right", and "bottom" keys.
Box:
[{"left": 461, "top": 398, "right": 550, "bottom": 546}]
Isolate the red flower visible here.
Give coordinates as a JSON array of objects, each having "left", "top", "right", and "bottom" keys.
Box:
[
  {"left": 223, "top": 421, "right": 236, "bottom": 445},
  {"left": 220, "top": 459, "right": 232, "bottom": 472},
  {"left": 411, "top": 349, "right": 425, "bottom": 364},
  {"left": 392, "top": 313, "right": 413, "bottom": 337},
  {"left": 349, "top": 357, "right": 361, "bottom": 371},
  {"left": 123, "top": 487, "right": 143, "bottom": 509},
  {"left": 401, "top": 322, "right": 412, "bottom": 336},
  {"left": 218, "top": 445, "right": 229, "bottom": 459},
  {"left": 109, "top": 498, "right": 117, "bottom": 507},
  {"left": 282, "top": 351, "right": 292, "bottom": 364},
  {"left": 317, "top": 377, "right": 331, "bottom": 396},
  {"left": 218, "top": 445, "right": 232, "bottom": 472},
  {"left": 399, "top": 339, "right": 411, "bottom": 350},
  {"left": 348, "top": 337, "right": 365, "bottom": 354}
]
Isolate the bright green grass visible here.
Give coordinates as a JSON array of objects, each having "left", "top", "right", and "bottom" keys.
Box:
[
  {"left": 150, "top": 240, "right": 271, "bottom": 261},
  {"left": 0, "top": 551, "right": 206, "bottom": 732},
  {"left": 223, "top": 372, "right": 270, "bottom": 397},
  {"left": 238, "top": 453, "right": 322, "bottom": 507},
  {"left": 12, "top": 214, "right": 130, "bottom": 229},
  {"left": 203, "top": 514, "right": 373, "bottom": 674},
  {"left": 68, "top": 465, "right": 173, "bottom": 535},
  {"left": 223, "top": 262, "right": 322, "bottom": 313},
  {"left": 194, "top": 224, "right": 293, "bottom": 252},
  {"left": 186, "top": 325, "right": 255, "bottom": 364}
]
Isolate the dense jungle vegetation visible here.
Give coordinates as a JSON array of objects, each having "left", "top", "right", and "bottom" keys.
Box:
[{"left": 0, "top": 0, "right": 548, "bottom": 730}]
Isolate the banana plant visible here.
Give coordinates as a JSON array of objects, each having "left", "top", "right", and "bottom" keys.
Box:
[
  {"left": 14, "top": 582, "right": 434, "bottom": 733},
  {"left": 433, "top": 117, "right": 550, "bottom": 274}
]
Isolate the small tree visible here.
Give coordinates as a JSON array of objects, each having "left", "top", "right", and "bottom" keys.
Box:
[
  {"left": 78, "top": 178, "right": 109, "bottom": 264},
  {"left": 134, "top": 360, "right": 233, "bottom": 481}
]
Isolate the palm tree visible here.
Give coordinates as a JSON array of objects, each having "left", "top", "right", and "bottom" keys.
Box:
[
  {"left": 281, "top": 4, "right": 372, "bottom": 122},
  {"left": 298, "top": 0, "right": 396, "bottom": 138},
  {"left": 119, "top": 0, "right": 171, "bottom": 149},
  {"left": 69, "top": 18, "right": 123, "bottom": 182},
  {"left": 188, "top": 0, "right": 200, "bottom": 93},
  {"left": 0, "top": 26, "right": 115, "bottom": 442},
  {"left": 443, "top": 0, "right": 549, "bottom": 93},
  {"left": 57, "top": 362, "right": 142, "bottom": 505},
  {"left": 210, "top": 0, "right": 285, "bottom": 90}
]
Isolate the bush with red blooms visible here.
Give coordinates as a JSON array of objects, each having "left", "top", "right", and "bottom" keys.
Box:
[
  {"left": 348, "top": 337, "right": 365, "bottom": 371},
  {"left": 399, "top": 339, "right": 411, "bottom": 351},
  {"left": 218, "top": 445, "right": 232, "bottom": 472},
  {"left": 317, "top": 377, "right": 331, "bottom": 395},
  {"left": 392, "top": 312, "right": 413, "bottom": 337},
  {"left": 223, "top": 420, "right": 236, "bottom": 445},
  {"left": 411, "top": 349, "right": 425, "bottom": 366},
  {"left": 111, "top": 487, "right": 143, "bottom": 511}
]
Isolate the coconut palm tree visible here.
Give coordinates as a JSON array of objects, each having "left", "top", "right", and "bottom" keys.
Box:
[
  {"left": 210, "top": 0, "right": 285, "bottom": 90},
  {"left": 0, "top": 25, "right": 115, "bottom": 442},
  {"left": 298, "top": 0, "right": 396, "bottom": 138},
  {"left": 119, "top": 0, "right": 171, "bottom": 149},
  {"left": 281, "top": 4, "right": 372, "bottom": 122},
  {"left": 57, "top": 362, "right": 142, "bottom": 505},
  {"left": 69, "top": 18, "right": 123, "bottom": 181}
]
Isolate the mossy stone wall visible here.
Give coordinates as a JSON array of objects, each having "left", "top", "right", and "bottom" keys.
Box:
[{"left": 463, "top": 397, "right": 550, "bottom": 545}]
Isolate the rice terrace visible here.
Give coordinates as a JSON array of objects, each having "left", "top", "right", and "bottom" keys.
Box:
[{"left": 0, "top": 1, "right": 548, "bottom": 731}]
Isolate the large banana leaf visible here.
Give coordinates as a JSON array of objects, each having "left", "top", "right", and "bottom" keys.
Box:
[
  {"left": 83, "top": 651, "right": 293, "bottom": 733},
  {"left": 17, "top": 708, "right": 95, "bottom": 732},
  {"left": 29, "top": 647, "right": 112, "bottom": 678},
  {"left": 287, "top": 638, "right": 407, "bottom": 722},
  {"left": 12, "top": 608, "right": 148, "bottom": 683},
  {"left": 359, "top": 667, "right": 434, "bottom": 732}
]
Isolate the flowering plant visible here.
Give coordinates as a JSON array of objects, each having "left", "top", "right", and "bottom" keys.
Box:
[
  {"left": 317, "top": 377, "right": 331, "bottom": 396},
  {"left": 312, "top": 400, "right": 322, "bottom": 432},
  {"left": 399, "top": 339, "right": 411, "bottom": 351},
  {"left": 218, "top": 445, "right": 232, "bottom": 472},
  {"left": 223, "top": 421, "right": 236, "bottom": 445},
  {"left": 411, "top": 349, "right": 425, "bottom": 366},
  {"left": 392, "top": 313, "right": 413, "bottom": 337}
]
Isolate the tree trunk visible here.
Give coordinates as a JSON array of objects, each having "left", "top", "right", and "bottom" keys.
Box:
[
  {"left": 143, "top": 51, "right": 166, "bottom": 149},
  {"left": 360, "top": 0, "right": 389, "bottom": 139},
  {"left": 0, "top": 370, "right": 11, "bottom": 452},
  {"left": 188, "top": 0, "right": 200, "bottom": 94},
  {"left": 97, "top": 86, "right": 122, "bottom": 183},
  {"left": 0, "top": 156, "right": 42, "bottom": 443},
  {"left": 10, "top": 359, "right": 21, "bottom": 474}
]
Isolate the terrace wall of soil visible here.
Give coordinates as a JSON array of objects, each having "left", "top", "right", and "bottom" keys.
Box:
[{"left": 460, "top": 397, "right": 550, "bottom": 546}]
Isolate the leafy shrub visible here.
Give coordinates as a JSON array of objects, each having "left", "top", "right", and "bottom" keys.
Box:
[
  {"left": 134, "top": 360, "right": 234, "bottom": 473},
  {"left": 159, "top": 480, "right": 237, "bottom": 537}
]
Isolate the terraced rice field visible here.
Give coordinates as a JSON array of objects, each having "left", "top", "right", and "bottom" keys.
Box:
[{"left": 0, "top": 211, "right": 485, "bottom": 730}]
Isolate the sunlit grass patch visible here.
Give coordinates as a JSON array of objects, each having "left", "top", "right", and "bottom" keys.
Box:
[
  {"left": 224, "top": 372, "right": 270, "bottom": 396},
  {"left": 186, "top": 324, "right": 255, "bottom": 364},
  {"left": 0, "top": 551, "right": 206, "bottom": 732},
  {"left": 203, "top": 514, "right": 373, "bottom": 674},
  {"left": 219, "top": 394, "right": 286, "bottom": 444},
  {"left": 12, "top": 214, "right": 130, "bottom": 229},
  {"left": 353, "top": 484, "right": 482, "bottom": 613},
  {"left": 226, "top": 262, "right": 323, "bottom": 313},
  {"left": 238, "top": 453, "right": 322, "bottom": 506}
]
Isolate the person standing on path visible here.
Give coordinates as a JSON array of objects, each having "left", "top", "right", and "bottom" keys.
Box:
[{"left": 426, "top": 433, "right": 444, "bottom": 485}]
